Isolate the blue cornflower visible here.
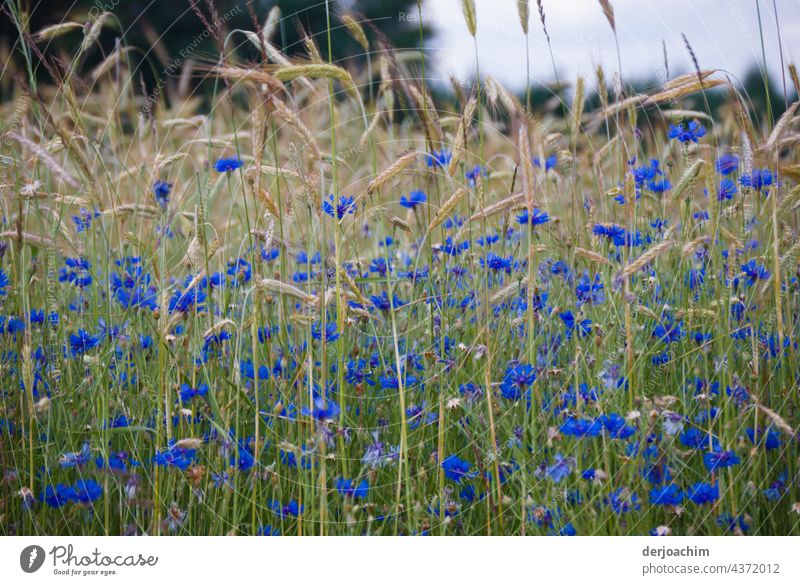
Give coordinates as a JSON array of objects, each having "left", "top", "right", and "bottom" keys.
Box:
[
  {"left": 179, "top": 383, "right": 209, "bottom": 403},
  {"left": 214, "top": 156, "right": 242, "bottom": 173},
  {"left": 668, "top": 120, "right": 706, "bottom": 143},
  {"left": 303, "top": 394, "right": 340, "bottom": 422},
  {"left": 226, "top": 258, "right": 252, "bottom": 287},
  {"left": 687, "top": 482, "right": 719, "bottom": 505},
  {"left": 741, "top": 260, "right": 770, "bottom": 285},
  {"left": 740, "top": 169, "right": 775, "bottom": 192},
  {"left": 599, "top": 413, "right": 637, "bottom": 439},
  {"left": 296, "top": 250, "right": 322, "bottom": 264},
  {"left": 559, "top": 310, "right": 592, "bottom": 338},
  {"left": 72, "top": 479, "right": 103, "bottom": 504},
  {"left": 545, "top": 454, "right": 574, "bottom": 484},
  {"left": 680, "top": 428, "right": 719, "bottom": 451},
  {"left": 703, "top": 450, "right": 740, "bottom": 472},
  {"left": 441, "top": 455, "right": 473, "bottom": 483},
  {"left": 400, "top": 190, "right": 427, "bottom": 209},
  {"left": 500, "top": 363, "right": 536, "bottom": 400},
  {"left": 59, "top": 257, "right": 93, "bottom": 288},
  {"left": 560, "top": 417, "right": 602, "bottom": 438},
  {"left": 69, "top": 329, "right": 100, "bottom": 356},
  {"left": 426, "top": 148, "right": 452, "bottom": 168},
  {"left": 607, "top": 488, "right": 640, "bottom": 514},
  {"left": 516, "top": 207, "right": 550, "bottom": 227},
  {"left": 370, "top": 291, "right": 399, "bottom": 313},
  {"left": 71, "top": 207, "right": 100, "bottom": 233},
  {"left": 465, "top": 164, "right": 487, "bottom": 186},
  {"left": 335, "top": 478, "right": 369, "bottom": 499},
  {"left": 652, "top": 317, "right": 684, "bottom": 344},
  {"left": 745, "top": 427, "right": 780, "bottom": 450},
  {"left": 533, "top": 154, "right": 558, "bottom": 170},
  {"left": 153, "top": 444, "right": 196, "bottom": 470},
  {"left": 311, "top": 321, "right": 339, "bottom": 343},
  {"left": 480, "top": 252, "right": 514, "bottom": 273},
  {"left": 650, "top": 483, "right": 684, "bottom": 506},
  {"left": 168, "top": 275, "right": 207, "bottom": 313},
  {"left": 715, "top": 178, "right": 737, "bottom": 201},
  {"left": 322, "top": 193, "right": 357, "bottom": 219},
  {"left": 59, "top": 442, "right": 91, "bottom": 468},
  {"left": 0, "top": 268, "right": 8, "bottom": 296},
  {"left": 41, "top": 483, "right": 76, "bottom": 508},
  {"left": 269, "top": 499, "right": 303, "bottom": 518},
  {"left": 575, "top": 271, "right": 604, "bottom": 306},
  {"left": 715, "top": 154, "right": 739, "bottom": 175},
  {"left": 152, "top": 180, "right": 172, "bottom": 207}
]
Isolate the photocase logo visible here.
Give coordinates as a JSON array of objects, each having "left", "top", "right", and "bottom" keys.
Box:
[{"left": 20, "top": 545, "right": 46, "bottom": 573}]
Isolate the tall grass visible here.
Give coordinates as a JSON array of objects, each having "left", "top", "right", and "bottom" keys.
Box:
[{"left": 0, "top": 0, "right": 799, "bottom": 537}]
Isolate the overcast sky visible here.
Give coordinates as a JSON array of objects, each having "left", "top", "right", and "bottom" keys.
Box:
[{"left": 422, "top": 0, "right": 799, "bottom": 90}]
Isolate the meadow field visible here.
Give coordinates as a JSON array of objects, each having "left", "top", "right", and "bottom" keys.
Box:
[{"left": 1, "top": 0, "right": 800, "bottom": 536}]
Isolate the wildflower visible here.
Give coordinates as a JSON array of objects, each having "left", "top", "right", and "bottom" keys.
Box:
[
  {"left": 717, "top": 513, "right": 750, "bottom": 534},
  {"left": 533, "top": 154, "right": 558, "bottom": 170},
  {"left": 680, "top": 428, "right": 719, "bottom": 451},
  {"left": 322, "top": 193, "right": 357, "bottom": 219},
  {"left": 59, "top": 257, "right": 93, "bottom": 288},
  {"left": 607, "top": 488, "right": 640, "bottom": 514},
  {"left": 649, "top": 483, "right": 684, "bottom": 506},
  {"left": 458, "top": 382, "right": 482, "bottom": 404},
  {"left": 560, "top": 417, "right": 602, "bottom": 438},
  {"left": 335, "top": 478, "right": 369, "bottom": 499},
  {"left": 71, "top": 207, "right": 99, "bottom": 233},
  {"left": 426, "top": 148, "right": 452, "bottom": 168},
  {"left": 311, "top": 321, "right": 340, "bottom": 343},
  {"left": 599, "top": 413, "right": 636, "bottom": 439},
  {"left": 111, "top": 257, "right": 157, "bottom": 311},
  {"left": 667, "top": 120, "right": 706, "bottom": 143},
  {"left": 59, "top": 442, "right": 91, "bottom": 468},
  {"left": 0, "top": 268, "right": 8, "bottom": 296},
  {"left": 715, "top": 154, "right": 739, "bottom": 175},
  {"left": 214, "top": 156, "right": 242, "bottom": 172},
  {"left": 703, "top": 450, "right": 740, "bottom": 472},
  {"left": 545, "top": 454, "right": 574, "bottom": 484},
  {"left": 559, "top": 310, "right": 592, "bottom": 338},
  {"left": 652, "top": 317, "right": 684, "bottom": 344},
  {"left": 740, "top": 169, "right": 775, "bottom": 192},
  {"left": 69, "top": 329, "right": 100, "bottom": 356},
  {"left": 661, "top": 412, "right": 685, "bottom": 436},
  {"left": 179, "top": 383, "right": 209, "bottom": 403},
  {"left": 370, "top": 291, "right": 405, "bottom": 312},
  {"left": 153, "top": 443, "right": 196, "bottom": 470},
  {"left": 168, "top": 275, "right": 207, "bottom": 314},
  {"left": 400, "top": 190, "right": 427, "bottom": 209},
  {"left": 741, "top": 260, "right": 770, "bottom": 285},
  {"left": 516, "top": 207, "right": 550, "bottom": 227},
  {"left": 465, "top": 165, "right": 487, "bottom": 185},
  {"left": 575, "top": 271, "right": 604, "bottom": 306},
  {"left": 41, "top": 483, "right": 75, "bottom": 508},
  {"left": 745, "top": 427, "right": 781, "bottom": 450},
  {"left": 500, "top": 363, "right": 536, "bottom": 401},
  {"left": 715, "top": 178, "right": 737, "bottom": 201},
  {"left": 152, "top": 180, "right": 172, "bottom": 207},
  {"left": 164, "top": 502, "right": 187, "bottom": 532},
  {"left": 72, "top": 479, "right": 103, "bottom": 504},
  {"left": 442, "top": 455, "right": 473, "bottom": 483},
  {"left": 303, "top": 394, "right": 340, "bottom": 422},
  {"left": 361, "top": 434, "right": 400, "bottom": 468},
  {"left": 481, "top": 252, "right": 514, "bottom": 273}
]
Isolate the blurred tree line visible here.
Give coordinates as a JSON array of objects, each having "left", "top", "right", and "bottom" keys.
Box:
[{"left": 1, "top": 0, "right": 794, "bottom": 124}]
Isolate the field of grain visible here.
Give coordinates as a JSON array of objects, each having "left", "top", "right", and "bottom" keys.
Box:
[{"left": 1, "top": 0, "right": 799, "bottom": 536}]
